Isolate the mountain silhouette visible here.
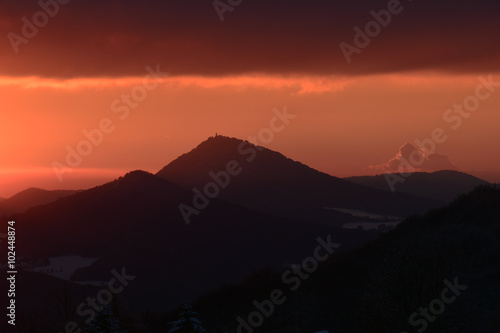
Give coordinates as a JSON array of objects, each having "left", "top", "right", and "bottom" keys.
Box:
[
  {"left": 11, "top": 170, "right": 376, "bottom": 320},
  {"left": 0, "top": 187, "right": 79, "bottom": 216},
  {"left": 3, "top": 138, "right": 497, "bottom": 332},
  {"left": 345, "top": 170, "right": 489, "bottom": 202},
  {"left": 157, "top": 135, "right": 442, "bottom": 225}
]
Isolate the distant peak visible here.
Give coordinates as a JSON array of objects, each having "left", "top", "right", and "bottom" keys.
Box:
[
  {"left": 200, "top": 135, "right": 263, "bottom": 149},
  {"left": 205, "top": 134, "right": 242, "bottom": 142},
  {"left": 9, "top": 187, "right": 47, "bottom": 198},
  {"left": 114, "top": 170, "right": 160, "bottom": 185},
  {"left": 191, "top": 135, "right": 248, "bottom": 151},
  {"left": 121, "top": 170, "right": 155, "bottom": 179},
  {"left": 20, "top": 187, "right": 46, "bottom": 192},
  {"left": 110, "top": 170, "right": 167, "bottom": 191}
]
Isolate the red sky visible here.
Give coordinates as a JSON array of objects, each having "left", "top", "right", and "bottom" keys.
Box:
[{"left": 0, "top": 0, "right": 499, "bottom": 197}]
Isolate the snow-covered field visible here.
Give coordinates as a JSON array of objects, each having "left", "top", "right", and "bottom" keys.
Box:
[
  {"left": 29, "top": 255, "right": 98, "bottom": 280},
  {"left": 324, "top": 207, "right": 400, "bottom": 220},
  {"left": 342, "top": 221, "right": 401, "bottom": 231}
]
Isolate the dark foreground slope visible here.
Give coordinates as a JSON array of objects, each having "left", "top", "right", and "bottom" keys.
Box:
[
  {"left": 183, "top": 185, "right": 500, "bottom": 333},
  {"left": 1, "top": 171, "right": 377, "bottom": 332},
  {"left": 2, "top": 181, "right": 497, "bottom": 332}
]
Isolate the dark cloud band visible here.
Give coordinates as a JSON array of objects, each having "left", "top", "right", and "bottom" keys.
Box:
[{"left": 1, "top": 0, "right": 499, "bottom": 78}]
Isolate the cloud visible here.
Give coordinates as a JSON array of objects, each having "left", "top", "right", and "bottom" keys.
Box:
[
  {"left": 372, "top": 142, "right": 460, "bottom": 173},
  {"left": 0, "top": 0, "right": 499, "bottom": 78},
  {"left": 0, "top": 74, "right": 350, "bottom": 95}
]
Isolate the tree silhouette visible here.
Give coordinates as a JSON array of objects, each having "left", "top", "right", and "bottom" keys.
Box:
[
  {"left": 168, "top": 304, "right": 206, "bottom": 333},
  {"left": 84, "top": 305, "right": 120, "bottom": 333}
]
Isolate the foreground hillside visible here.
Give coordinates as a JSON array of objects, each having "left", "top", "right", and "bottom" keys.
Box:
[
  {"left": 1, "top": 171, "right": 376, "bottom": 332},
  {"left": 177, "top": 185, "right": 500, "bottom": 333},
  {"left": 2, "top": 185, "right": 498, "bottom": 332}
]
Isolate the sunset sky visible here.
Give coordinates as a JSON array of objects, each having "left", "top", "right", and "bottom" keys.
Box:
[{"left": 1, "top": 0, "right": 499, "bottom": 197}]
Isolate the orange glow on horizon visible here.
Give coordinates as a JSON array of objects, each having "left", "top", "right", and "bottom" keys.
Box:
[{"left": 1, "top": 71, "right": 500, "bottom": 197}]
